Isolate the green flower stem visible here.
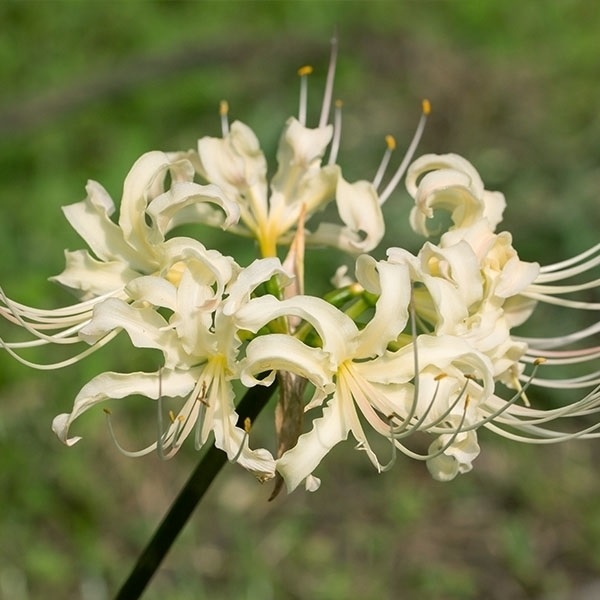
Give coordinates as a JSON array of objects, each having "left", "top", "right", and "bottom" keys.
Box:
[{"left": 114, "top": 380, "right": 277, "bottom": 600}]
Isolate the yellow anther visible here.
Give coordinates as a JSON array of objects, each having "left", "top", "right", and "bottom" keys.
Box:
[
  {"left": 533, "top": 357, "right": 547, "bottom": 366},
  {"left": 335, "top": 98, "right": 343, "bottom": 108},
  {"left": 103, "top": 408, "right": 112, "bottom": 415},
  {"left": 385, "top": 134, "right": 396, "bottom": 151},
  {"left": 219, "top": 100, "right": 229, "bottom": 116},
  {"left": 243, "top": 417, "right": 252, "bottom": 434},
  {"left": 169, "top": 410, "right": 176, "bottom": 423},
  {"left": 297, "top": 65, "right": 313, "bottom": 77},
  {"left": 434, "top": 372, "right": 448, "bottom": 381},
  {"left": 421, "top": 98, "right": 431, "bottom": 116}
]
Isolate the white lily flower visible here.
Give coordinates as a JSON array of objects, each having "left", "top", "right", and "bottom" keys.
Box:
[
  {"left": 55, "top": 151, "right": 239, "bottom": 298},
  {"left": 189, "top": 42, "right": 429, "bottom": 258},
  {"left": 0, "top": 151, "right": 239, "bottom": 370},
  {"left": 236, "top": 256, "right": 415, "bottom": 491},
  {"left": 51, "top": 258, "right": 290, "bottom": 479}
]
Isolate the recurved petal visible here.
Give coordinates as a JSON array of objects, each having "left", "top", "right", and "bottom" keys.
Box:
[
  {"left": 51, "top": 368, "right": 198, "bottom": 446},
  {"left": 406, "top": 153, "right": 485, "bottom": 199},
  {"left": 207, "top": 372, "right": 276, "bottom": 479},
  {"left": 419, "top": 241, "right": 483, "bottom": 308},
  {"left": 147, "top": 181, "right": 240, "bottom": 235},
  {"left": 354, "top": 256, "right": 411, "bottom": 356},
  {"left": 197, "top": 120, "right": 268, "bottom": 204},
  {"left": 276, "top": 394, "right": 349, "bottom": 492},
  {"left": 119, "top": 151, "right": 193, "bottom": 254},
  {"left": 125, "top": 276, "right": 177, "bottom": 310},
  {"left": 62, "top": 181, "right": 145, "bottom": 270},
  {"left": 235, "top": 294, "right": 358, "bottom": 365},
  {"left": 79, "top": 298, "right": 187, "bottom": 368},
  {"left": 333, "top": 177, "right": 385, "bottom": 252},
  {"left": 50, "top": 250, "right": 139, "bottom": 300},
  {"left": 271, "top": 118, "right": 333, "bottom": 187},
  {"left": 240, "top": 333, "right": 335, "bottom": 396},
  {"left": 409, "top": 168, "right": 485, "bottom": 237},
  {"left": 495, "top": 255, "right": 540, "bottom": 298},
  {"left": 221, "top": 257, "right": 292, "bottom": 316}
]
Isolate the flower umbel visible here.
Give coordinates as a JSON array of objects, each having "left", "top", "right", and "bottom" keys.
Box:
[{"left": 1, "top": 42, "right": 599, "bottom": 495}]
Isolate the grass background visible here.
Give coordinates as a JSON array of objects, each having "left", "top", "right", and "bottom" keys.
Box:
[{"left": 1, "top": 1, "right": 599, "bottom": 599}]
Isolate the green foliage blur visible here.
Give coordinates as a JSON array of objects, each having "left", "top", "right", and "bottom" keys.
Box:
[{"left": 1, "top": 2, "right": 599, "bottom": 599}]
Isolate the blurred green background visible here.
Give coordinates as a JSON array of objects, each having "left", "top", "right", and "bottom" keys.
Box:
[{"left": 1, "top": 2, "right": 599, "bottom": 599}]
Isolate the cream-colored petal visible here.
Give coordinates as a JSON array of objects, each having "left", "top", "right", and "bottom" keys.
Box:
[
  {"left": 426, "top": 430, "right": 480, "bottom": 481},
  {"left": 52, "top": 368, "right": 197, "bottom": 446},
  {"left": 204, "top": 362, "right": 276, "bottom": 479},
  {"left": 119, "top": 151, "right": 193, "bottom": 254},
  {"left": 62, "top": 181, "right": 145, "bottom": 270},
  {"left": 197, "top": 121, "right": 268, "bottom": 227},
  {"left": 222, "top": 258, "right": 292, "bottom": 316},
  {"left": 125, "top": 276, "right": 177, "bottom": 311},
  {"left": 79, "top": 298, "right": 187, "bottom": 369},
  {"left": 240, "top": 334, "right": 334, "bottom": 396},
  {"left": 271, "top": 118, "right": 333, "bottom": 194},
  {"left": 276, "top": 394, "right": 349, "bottom": 492},
  {"left": 406, "top": 153, "right": 485, "bottom": 198},
  {"left": 354, "top": 256, "right": 411, "bottom": 356},
  {"left": 235, "top": 294, "right": 358, "bottom": 365},
  {"left": 333, "top": 177, "right": 385, "bottom": 252},
  {"left": 147, "top": 181, "right": 240, "bottom": 235},
  {"left": 50, "top": 250, "right": 139, "bottom": 300}
]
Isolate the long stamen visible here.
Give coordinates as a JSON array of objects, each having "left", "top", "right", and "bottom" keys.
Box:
[
  {"left": 483, "top": 384, "right": 600, "bottom": 443},
  {"left": 103, "top": 409, "right": 156, "bottom": 458},
  {"left": 521, "top": 347, "right": 600, "bottom": 365},
  {"left": 538, "top": 243, "right": 600, "bottom": 276},
  {"left": 379, "top": 416, "right": 398, "bottom": 472},
  {"left": 327, "top": 99, "right": 343, "bottom": 165},
  {"left": 515, "top": 321, "right": 600, "bottom": 350},
  {"left": 230, "top": 417, "right": 252, "bottom": 463},
  {"left": 391, "top": 398, "right": 471, "bottom": 463},
  {"left": 318, "top": 34, "right": 338, "bottom": 128},
  {"left": 402, "top": 291, "right": 421, "bottom": 429},
  {"left": 0, "top": 329, "right": 119, "bottom": 370},
  {"left": 387, "top": 375, "right": 446, "bottom": 439},
  {"left": 297, "top": 65, "right": 313, "bottom": 127},
  {"left": 459, "top": 360, "right": 547, "bottom": 434},
  {"left": 379, "top": 99, "right": 431, "bottom": 205},
  {"left": 0, "top": 293, "right": 92, "bottom": 345},
  {"left": 372, "top": 135, "right": 396, "bottom": 191},
  {"left": 194, "top": 380, "right": 209, "bottom": 450},
  {"left": 219, "top": 100, "right": 230, "bottom": 137},
  {"left": 411, "top": 375, "right": 471, "bottom": 435}
]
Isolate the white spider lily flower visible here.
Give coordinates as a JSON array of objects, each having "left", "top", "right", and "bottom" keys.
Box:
[
  {"left": 54, "top": 150, "right": 239, "bottom": 299},
  {"left": 404, "top": 153, "right": 599, "bottom": 399},
  {"left": 236, "top": 256, "right": 414, "bottom": 491},
  {"left": 195, "top": 106, "right": 389, "bottom": 257},
  {"left": 0, "top": 151, "right": 239, "bottom": 370},
  {"left": 51, "top": 258, "right": 289, "bottom": 479},
  {"left": 190, "top": 41, "right": 429, "bottom": 258}
]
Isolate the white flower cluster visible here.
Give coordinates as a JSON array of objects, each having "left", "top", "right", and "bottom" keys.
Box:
[{"left": 1, "top": 44, "right": 599, "bottom": 494}]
